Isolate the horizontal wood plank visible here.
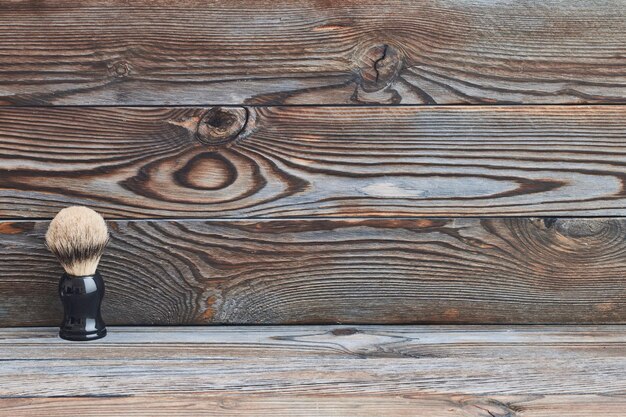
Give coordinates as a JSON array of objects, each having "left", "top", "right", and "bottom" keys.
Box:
[
  {"left": 0, "top": 326, "right": 624, "bottom": 405},
  {"left": 1, "top": 218, "right": 625, "bottom": 325},
  {"left": 2, "top": 105, "right": 626, "bottom": 218},
  {"left": 1, "top": 1, "right": 625, "bottom": 105},
  {"left": 3, "top": 394, "right": 626, "bottom": 417}
]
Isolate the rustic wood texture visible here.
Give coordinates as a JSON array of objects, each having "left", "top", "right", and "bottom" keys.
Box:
[
  {"left": 1, "top": 217, "right": 625, "bottom": 326},
  {"left": 2, "top": 105, "right": 626, "bottom": 218},
  {"left": 1, "top": 1, "right": 626, "bottom": 105},
  {"left": 3, "top": 395, "right": 626, "bottom": 417},
  {"left": 0, "top": 326, "right": 624, "bottom": 416}
]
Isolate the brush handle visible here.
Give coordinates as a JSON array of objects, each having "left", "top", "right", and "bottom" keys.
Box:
[{"left": 58, "top": 272, "right": 107, "bottom": 341}]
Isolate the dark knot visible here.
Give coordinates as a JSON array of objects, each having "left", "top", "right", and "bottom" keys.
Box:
[{"left": 195, "top": 107, "right": 249, "bottom": 146}]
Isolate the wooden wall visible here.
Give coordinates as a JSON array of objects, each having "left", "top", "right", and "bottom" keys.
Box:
[{"left": 1, "top": 0, "right": 625, "bottom": 325}]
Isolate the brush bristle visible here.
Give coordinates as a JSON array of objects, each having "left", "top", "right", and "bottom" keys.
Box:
[{"left": 45, "top": 206, "right": 109, "bottom": 276}]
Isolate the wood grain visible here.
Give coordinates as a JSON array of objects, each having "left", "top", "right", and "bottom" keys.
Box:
[
  {"left": 0, "top": 326, "right": 624, "bottom": 402},
  {"left": 2, "top": 105, "right": 626, "bottom": 218},
  {"left": 3, "top": 394, "right": 626, "bottom": 417},
  {"left": 1, "top": 1, "right": 625, "bottom": 105},
  {"left": 1, "top": 217, "right": 625, "bottom": 326}
]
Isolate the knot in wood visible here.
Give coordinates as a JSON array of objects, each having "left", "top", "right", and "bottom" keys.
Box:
[
  {"left": 355, "top": 44, "right": 403, "bottom": 92},
  {"left": 108, "top": 61, "right": 131, "bottom": 78},
  {"left": 554, "top": 218, "right": 611, "bottom": 238},
  {"left": 533, "top": 218, "right": 614, "bottom": 240},
  {"left": 196, "top": 107, "right": 248, "bottom": 146},
  {"left": 331, "top": 327, "right": 358, "bottom": 336},
  {"left": 460, "top": 398, "right": 517, "bottom": 417}
]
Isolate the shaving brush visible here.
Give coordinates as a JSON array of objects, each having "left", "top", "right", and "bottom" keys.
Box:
[{"left": 46, "top": 206, "right": 109, "bottom": 341}]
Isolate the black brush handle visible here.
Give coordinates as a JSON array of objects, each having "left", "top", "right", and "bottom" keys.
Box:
[{"left": 58, "top": 272, "right": 107, "bottom": 341}]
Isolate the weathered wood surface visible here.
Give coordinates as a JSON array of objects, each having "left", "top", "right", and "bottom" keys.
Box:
[
  {"left": 0, "top": 326, "right": 624, "bottom": 416},
  {"left": 1, "top": 1, "right": 625, "bottom": 105},
  {"left": 3, "top": 395, "right": 626, "bottom": 417},
  {"left": 2, "top": 106, "right": 626, "bottom": 218},
  {"left": 1, "top": 217, "right": 625, "bottom": 326}
]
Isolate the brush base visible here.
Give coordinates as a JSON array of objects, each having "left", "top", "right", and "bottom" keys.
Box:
[
  {"left": 59, "top": 272, "right": 107, "bottom": 342},
  {"left": 59, "top": 328, "right": 107, "bottom": 341}
]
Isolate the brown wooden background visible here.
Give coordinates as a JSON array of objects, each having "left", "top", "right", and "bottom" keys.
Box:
[{"left": 1, "top": 0, "right": 625, "bottom": 326}]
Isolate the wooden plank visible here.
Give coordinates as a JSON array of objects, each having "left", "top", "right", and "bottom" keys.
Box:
[
  {"left": 3, "top": 394, "right": 626, "bottom": 417},
  {"left": 0, "top": 326, "right": 624, "bottom": 402},
  {"left": 1, "top": 217, "right": 625, "bottom": 326},
  {"left": 1, "top": 1, "right": 625, "bottom": 105},
  {"left": 2, "top": 105, "right": 626, "bottom": 218}
]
